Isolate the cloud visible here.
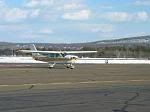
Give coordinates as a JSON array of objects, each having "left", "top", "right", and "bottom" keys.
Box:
[
  {"left": 136, "top": 11, "right": 149, "bottom": 21},
  {"left": 0, "top": 2, "right": 40, "bottom": 22},
  {"left": 63, "top": 2, "right": 83, "bottom": 10},
  {"left": 0, "top": 24, "right": 28, "bottom": 32},
  {"left": 134, "top": 0, "right": 150, "bottom": 6},
  {"left": 79, "top": 24, "right": 115, "bottom": 33},
  {"left": 1, "top": 26, "right": 54, "bottom": 40},
  {"left": 25, "top": 0, "right": 54, "bottom": 7},
  {"left": 1, "top": 8, "right": 42, "bottom": 22},
  {"left": 0, "top": 0, "right": 90, "bottom": 22},
  {"left": 29, "top": 9, "right": 40, "bottom": 18},
  {"left": 4, "top": 8, "right": 28, "bottom": 22},
  {"left": 101, "top": 12, "right": 131, "bottom": 22},
  {"left": 100, "top": 11, "right": 149, "bottom": 22},
  {"left": 62, "top": 10, "right": 90, "bottom": 20},
  {"left": 91, "top": 24, "right": 115, "bottom": 33},
  {"left": 39, "top": 29, "right": 54, "bottom": 34},
  {"left": 61, "top": 1, "right": 91, "bottom": 21},
  {"left": 0, "top": 1, "right": 29, "bottom": 22},
  {"left": 0, "top": 0, "right": 5, "bottom": 7}
]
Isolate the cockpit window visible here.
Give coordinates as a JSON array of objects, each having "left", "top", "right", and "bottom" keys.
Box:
[
  {"left": 61, "top": 53, "right": 67, "bottom": 57},
  {"left": 47, "top": 53, "right": 63, "bottom": 58}
]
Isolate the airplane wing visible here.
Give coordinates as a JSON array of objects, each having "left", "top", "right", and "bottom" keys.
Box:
[
  {"left": 19, "top": 50, "right": 97, "bottom": 54},
  {"left": 19, "top": 50, "right": 62, "bottom": 54},
  {"left": 63, "top": 51, "right": 97, "bottom": 54}
]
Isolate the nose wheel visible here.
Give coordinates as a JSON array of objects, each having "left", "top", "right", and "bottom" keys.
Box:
[
  {"left": 48, "top": 63, "right": 55, "bottom": 69},
  {"left": 66, "top": 64, "right": 75, "bottom": 69}
]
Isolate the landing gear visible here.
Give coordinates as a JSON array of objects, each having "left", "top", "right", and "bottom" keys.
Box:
[
  {"left": 66, "top": 64, "right": 75, "bottom": 69},
  {"left": 70, "top": 65, "right": 75, "bottom": 69},
  {"left": 48, "top": 63, "right": 55, "bottom": 69},
  {"left": 48, "top": 63, "right": 75, "bottom": 69}
]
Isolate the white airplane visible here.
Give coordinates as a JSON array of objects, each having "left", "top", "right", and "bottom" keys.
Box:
[{"left": 19, "top": 44, "right": 97, "bottom": 69}]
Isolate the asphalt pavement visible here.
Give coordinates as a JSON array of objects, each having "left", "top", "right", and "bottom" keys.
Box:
[
  {"left": 0, "top": 64, "right": 150, "bottom": 112},
  {"left": 0, "top": 85, "right": 150, "bottom": 112}
]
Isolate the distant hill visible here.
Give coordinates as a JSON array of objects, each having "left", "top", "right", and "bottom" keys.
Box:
[
  {"left": 0, "top": 42, "right": 16, "bottom": 49},
  {"left": 91, "top": 35, "right": 150, "bottom": 46},
  {"left": 0, "top": 35, "right": 150, "bottom": 49}
]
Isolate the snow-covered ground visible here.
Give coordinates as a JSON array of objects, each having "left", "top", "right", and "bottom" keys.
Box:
[
  {"left": 0, "top": 56, "right": 150, "bottom": 64},
  {"left": 0, "top": 57, "right": 46, "bottom": 63},
  {"left": 76, "top": 58, "right": 150, "bottom": 64}
]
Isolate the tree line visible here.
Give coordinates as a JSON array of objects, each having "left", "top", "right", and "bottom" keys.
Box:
[
  {"left": 81, "top": 45, "right": 150, "bottom": 58},
  {"left": 1, "top": 45, "right": 150, "bottom": 58}
]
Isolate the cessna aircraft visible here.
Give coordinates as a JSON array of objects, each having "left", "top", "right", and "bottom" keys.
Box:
[{"left": 19, "top": 44, "right": 97, "bottom": 69}]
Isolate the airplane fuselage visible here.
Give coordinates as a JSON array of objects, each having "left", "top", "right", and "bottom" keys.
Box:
[{"left": 33, "top": 54, "right": 78, "bottom": 63}]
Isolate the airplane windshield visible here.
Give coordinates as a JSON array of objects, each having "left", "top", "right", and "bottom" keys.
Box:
[
  {"left": 61, "top": 53, "right": 67, "bottom": 57},
  {"left": 47, "top": 53, "right": 63, "bottom": 58}
]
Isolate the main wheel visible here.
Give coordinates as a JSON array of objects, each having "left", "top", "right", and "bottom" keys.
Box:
[
  {"left": 70, "top": 65, "right": 75, "bottom": 69},
  {"left": 48, "top": 64, "right": 54, "bottom": 69}
]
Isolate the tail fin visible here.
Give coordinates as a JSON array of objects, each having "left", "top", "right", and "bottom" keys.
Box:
[
  {"left": 30, "top": 44, "right": 40, "bottom": 57},
  {"left": 30, "top": 44, "right": 37, "bottom": 51}
]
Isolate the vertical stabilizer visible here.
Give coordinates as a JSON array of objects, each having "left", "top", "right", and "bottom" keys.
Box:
[
  {"left": 30, "top": 44, "right": 37, "bottom": 51},
  {"left": 30, "top": 44, "right": 40, "bottom": 56}
]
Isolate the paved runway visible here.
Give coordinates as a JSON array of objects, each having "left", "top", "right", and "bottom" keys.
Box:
[
  {"left": 0, "top": 64, "right": 150, "bottom": 112},
  {"left": 0, "top": 86, "right": 150, "bottom": 112},
  {"left": 0, "top": 64, "right": 150, "bottom": 85}
]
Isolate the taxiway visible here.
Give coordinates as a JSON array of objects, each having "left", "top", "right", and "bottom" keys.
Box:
[{"left": 0, "top": 64, "right": 150, "bottom": 112}]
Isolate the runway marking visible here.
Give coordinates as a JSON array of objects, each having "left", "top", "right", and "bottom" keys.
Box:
[{"left": 0, "top": 79, "right": 150, "bottom": 87}]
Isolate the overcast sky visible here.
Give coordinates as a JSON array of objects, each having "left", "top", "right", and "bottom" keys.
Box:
[{"left": 0, "top": 0, "right": 150, "bottom": 43}]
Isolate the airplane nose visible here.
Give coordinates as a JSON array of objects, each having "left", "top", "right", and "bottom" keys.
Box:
[
  {"left": 71, "top": 56, "right": 79, "bottom": 60},
  {"left": 71, "top": 57, "right": 76, "bottom": 60},
  {"left": 65, "top": 55, "right": 79, "bottom": 60}
]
